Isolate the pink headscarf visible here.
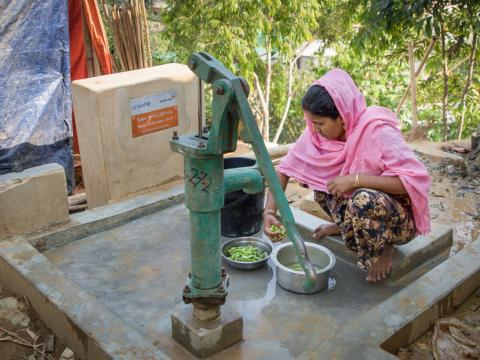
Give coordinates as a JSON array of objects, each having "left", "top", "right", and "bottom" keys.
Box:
[{"left": 278, "top": 69, "right": 431, "bottom": 234}]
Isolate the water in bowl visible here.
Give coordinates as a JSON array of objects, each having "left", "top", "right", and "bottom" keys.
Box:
[{"left": 287, "top": 262, "right": 323, "bottom": 272}]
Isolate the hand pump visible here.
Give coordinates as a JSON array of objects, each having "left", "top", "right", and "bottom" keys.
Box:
[{"left": 170, "top": 52, "right": 317, "bottom": 322}]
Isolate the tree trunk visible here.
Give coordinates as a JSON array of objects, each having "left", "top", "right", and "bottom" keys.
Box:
[
  {"left": 466, "top": 130, "right": 480, "bottom": 176},
  {"left": 440, "top": 19, "right": 449, "bottom": 140},
  {"left": 408, "top": 41, "right": 418, "bottom": 128},
  {"left": 263, "top": 38, "right": 272, "bottom": 142},
  {"left": 273, "top": 57, "right": 296, "bottom": 144},
  {"left": 253, "top": 73, "right": 267, "bottom": 133},
  {"left": 457, "top": 32, "right": 477, "bottom": 140},
  {"left": 273, "top": 41, "right": 314, "bottom": 144},
  {"left": 396, "top": 36, "right": 436, "bottom": 118}
]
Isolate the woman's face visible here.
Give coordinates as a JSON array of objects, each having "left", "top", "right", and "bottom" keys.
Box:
[{"left": 306, "top": 111, "right": 346, "bottom": 141}]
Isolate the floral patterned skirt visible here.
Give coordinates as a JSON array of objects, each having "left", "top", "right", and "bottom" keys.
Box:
[{"left": 314, "top": 189, "right": 416, "bottom": 270}]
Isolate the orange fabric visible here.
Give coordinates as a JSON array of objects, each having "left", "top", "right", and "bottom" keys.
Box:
[
  {"left": 82, "top": 0, "right": 113, "bottom": 75},
  {"left": 68, "top": 0, "right": 112, "bottom": 154},
  {"left": 68, "top": 0, "right": 87, "bottom": 154}
]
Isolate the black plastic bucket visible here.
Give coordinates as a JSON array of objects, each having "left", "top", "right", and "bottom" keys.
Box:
[{"left": 221, "top": 157, "right": 264, "bottom": 237}]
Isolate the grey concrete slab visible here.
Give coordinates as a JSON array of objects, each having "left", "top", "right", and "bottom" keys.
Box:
[
  {"left": 299, "top": 238, "right": 480, "bottom": 359},
  {"left": 30, "top": 186, "right": 184, "bottom": 251},
  {"left": 0, "top": 238, "right": 169, "bottom": 360},
  {"left": 0, "top": 188, "right": 475, "bottom": 360},
  {"left": 41, "top": 203, "right": 447, "bottom": 359}
]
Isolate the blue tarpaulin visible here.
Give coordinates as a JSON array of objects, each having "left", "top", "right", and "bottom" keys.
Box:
[{"left": 0, "top": 0, "right": 74, "bottom": 192}]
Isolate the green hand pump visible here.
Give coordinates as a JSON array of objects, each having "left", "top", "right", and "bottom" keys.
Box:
[{"left": 170, "top": 52, "right": 317, "bottom": 320}]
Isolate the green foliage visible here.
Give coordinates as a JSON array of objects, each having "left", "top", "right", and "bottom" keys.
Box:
[
  {"left": 268, "top": 61, "right": 317, "bottom": 143},
  {"left": 160, "top": 0, "right": 320, "bottom": 140},
  {"left": 161, "top": 0, "right": 320, "bottom": 76},
  {"left": 144, "top": 0, "right": 480, "bottom": 143},
  {"left": 161, "top": 0, "right": 260, "bottom": 79},
  {"left": 346, "top": 0, "right": 480, "bottom": 141}
]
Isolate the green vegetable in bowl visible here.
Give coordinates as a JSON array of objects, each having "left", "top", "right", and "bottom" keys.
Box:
[
  {"left": 287, "top": 262, "right": 322, "bottom": 272},
  {"left": 288, "top": 262, "right": 305, "bottom": 271},
  {"left": 227, "top": 245, "right": 268, "bottom": 262},
  {"left": 268, "top": 224, "right": 286, "bottom": 238}
]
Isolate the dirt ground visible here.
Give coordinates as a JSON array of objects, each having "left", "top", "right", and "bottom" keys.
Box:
[
  {"left": 397, "top": 289, "right": 480, "bottom": 359},
  {"left": 0, "top": 287, "right": 70, "bottom": 360},
  {"left": 414, "top": 151, "right": 479, "bottom": 251},
  {"left": 395, "top": 150, "right": 480, "bottom": 359}
]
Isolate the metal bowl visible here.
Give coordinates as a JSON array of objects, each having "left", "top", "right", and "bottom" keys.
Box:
[
  {"left": 272, "top": 242, "right": 336, "bottom": 294},
  {"left": 221, "top": 237, "right": 272, "bottom": 270}
]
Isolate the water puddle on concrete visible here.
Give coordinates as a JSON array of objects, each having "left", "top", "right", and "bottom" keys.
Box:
[{"left": 230, "top": 262, "right": 277, "bottom": 320}]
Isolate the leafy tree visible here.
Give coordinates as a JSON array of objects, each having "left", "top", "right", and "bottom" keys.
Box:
[
  {"left": 351, "top": 0, "right": 480, "bottom": 140},
  {"left": 161, "top": 0, "right": 319, "bottom": 141},
  {"left": 147, "top": 0, "right": 480, "bottom": 145},
  {"left": 270, "top": 0, "right": 358, "bottom": 143}
]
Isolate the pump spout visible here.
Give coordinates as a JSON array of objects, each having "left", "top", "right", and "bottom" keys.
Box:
[{"left": 224, "top": 166, "right": 263, "bottom": 196}]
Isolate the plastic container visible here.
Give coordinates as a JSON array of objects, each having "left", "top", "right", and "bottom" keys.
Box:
[{"left": 221, "top": 157, "right": 264, "bottom": 237}]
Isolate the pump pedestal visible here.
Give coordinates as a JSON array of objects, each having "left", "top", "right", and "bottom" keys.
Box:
[{"left": 171, "top": 305, "right": 243, "bottom": 358}]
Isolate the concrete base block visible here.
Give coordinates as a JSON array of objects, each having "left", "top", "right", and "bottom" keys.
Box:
[
  {"left": 0, "top": 163, "right": 68, "bottom": 239},
  {"left": 72, "top": 64, "right": 199, "bottom": 209},
  {"left": 171, "top": 305, "right": 243, "bottom": 358}
]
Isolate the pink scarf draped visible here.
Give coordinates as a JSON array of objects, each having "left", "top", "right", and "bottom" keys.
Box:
[{"left": 278, "top": 69, "right": 431, "bottom": 234}]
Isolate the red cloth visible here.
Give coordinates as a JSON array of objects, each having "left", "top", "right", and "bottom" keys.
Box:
[
  {"left": 68, "top": 0, "right": 88, "bottom": 81},
  {"left": 68, "top": 0, "right": 87, "bottom": 154},
  {"left": 68, "top": 0, "right": 112, "bottom": 154},
  {"left": 82, "top": 0, "right": 113, "bottom": 76}
]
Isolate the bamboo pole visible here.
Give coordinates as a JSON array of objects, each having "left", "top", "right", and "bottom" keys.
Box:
[
  {"left": 140, "top": 0, "right": 152, "bottom": 66},
  {"left": 396, "top": 37, "right": 436, "bottom": 116},
  {"left": 126, "top": 7, "right": 139, "bottom": 68},
  {"left": 134, "top": 1, "right": 145, "bottom": 68},
  {"left": 120, "top": 8, "right": 133, "bottom": 68},
  {"left": 408, "top": 41, "right": 418, "bottom": 128},
  {"left": 101, "top": 0, "right": 126, "bottom": 71},
  {"left": 102, "top": 0, "right": 151, "bottom": 71},
  {"left": 112, "top": 8, "right": 127, "bottom": 69},
  {"left": 118, "top": 7, "right": 134, "bottom": 69},
  {"left": 82, "top": 8, "right": 95, "bottom": 76}
]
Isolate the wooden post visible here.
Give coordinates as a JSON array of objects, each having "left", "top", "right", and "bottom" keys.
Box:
[
  {"left": 396, "top": 37, "right": 436, "bottom": 116},
  {"left": 408, "top": 41, "right": 418, "bottom": 128},
  {"left": 458, "top": 32, "right": 477, "bottom": 140}
]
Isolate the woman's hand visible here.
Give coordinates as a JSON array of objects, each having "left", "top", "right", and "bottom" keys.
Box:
[
  {"left": 327, "top": 174, "right": 355, "bottom": 196},
  {"left": 263, "top": 213, "right": 284, "bottom": 242}
]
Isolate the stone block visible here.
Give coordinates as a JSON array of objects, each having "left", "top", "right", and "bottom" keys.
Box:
[
  {"left": 72, "top": 64, "right": 199, "bottom": 208},
  {"left": 171, "top": 305, "right": 243, "bottom": 358},
  {"left": 0, "top": 164, "right": 69, "bottom": 239}
]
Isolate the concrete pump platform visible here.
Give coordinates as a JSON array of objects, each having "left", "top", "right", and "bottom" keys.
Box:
[{"left": 1, "top": 186, "right": 479, "bottom": 359}]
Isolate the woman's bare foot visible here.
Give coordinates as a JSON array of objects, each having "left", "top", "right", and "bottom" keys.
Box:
[
  {"left": 312, "top": 223, "right": 341, "bottom": 240},
  {"left": 366, "top": 244, "right": 394, "bottom": 282}
]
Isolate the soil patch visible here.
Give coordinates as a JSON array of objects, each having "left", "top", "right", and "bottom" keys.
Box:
[{"left": 0, "top": 286, "right": 70, "bottom": 360}]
